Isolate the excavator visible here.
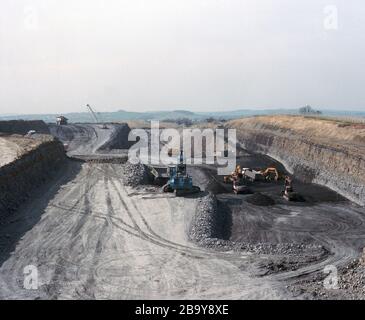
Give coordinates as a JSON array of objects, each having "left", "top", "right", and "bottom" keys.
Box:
[
  {"left": 162, "top": 150, "right": 201, "bottom": 196},
  {"left": 260, "top": 167, "right": 282, "bottom": 181},
  {"left": 224, "top": 165, "right": 243, "bottom": 184},
  {"left": 86, "top": 104, "right": 108, "bottom": 129},
  {"left": 224, "top": 165, "right": 251, "bottom": 194},
  {"left": 282, "top": 175, "right": 301, "bottom": 201}
]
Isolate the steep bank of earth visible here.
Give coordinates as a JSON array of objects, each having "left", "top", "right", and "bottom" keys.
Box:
[
  {"left": 228, "top": 116, "right": 365, "bottom": 206},
  {"left": 0, "top": 135, "right": 66, "bottom": 216}
]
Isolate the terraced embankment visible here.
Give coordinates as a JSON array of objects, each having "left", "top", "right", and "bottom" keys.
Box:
[
  {"left": 228, "top": 116, "right": 365, "bottom": 206},
  {"left": 0, "top": 135, "right": 65, "bottom": 216},
  {"left": 48, "top": 123, "right": 132, "bottom": 159}
]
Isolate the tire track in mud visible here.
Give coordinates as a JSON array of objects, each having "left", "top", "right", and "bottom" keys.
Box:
[
  {"left": 106, "top": 164, "right": 241, "bottom": 260},
  {"left": 45, "top": 172, "right": 258, "bottom": 298},
  {"left": 0, "top": 161, "right": 92, "bottom": 298},
  {"left": 80, "top": 164, "right": 160, "bottom": 299},
  {"left": 107, "top": 165, "right": 207, "bottom": 253},
  {"left": 45, "top": 163, "right": 104, "bottom": 298},
  {"left": 102, "top": 165, "right": 279, "bottom": 299},
  {"left": 91, "top": 165, "right": 247, "bottom": 298},
  {"left": 79, "top": 174, "right": 117, "bottom": 299},
  {"left": 44, "top": 163, "right": 190, "bottom": 298},
  {"left": 84, "top": 164, "right": 365, "bottom": 298},
  {"left": 108, "top": 169, "right": 362, "bottom": 298},
  {"left": 0, "top": 161, "right": 285, "bottom": 299},
  {"left": 91, "top": 165, "right": 201, "bottom": 298},
  {"left": 266, "top": 204, "right": 365, "bottom": 285}
]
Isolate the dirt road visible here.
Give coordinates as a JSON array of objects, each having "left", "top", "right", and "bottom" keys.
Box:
[{"left": 0, "top": 161, "right": 284, "bottom": 299}]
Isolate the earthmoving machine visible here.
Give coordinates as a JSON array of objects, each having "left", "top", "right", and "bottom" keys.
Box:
[
  {"left": 261, "top": 167, "right": 282, "bottom": 181},
  {"left": 224, "top": 165, "right": 243, "bottom": 183},
  {"left": 282, "top": 176, "right": 300, "bottom": 201},
  {"left": 86, "top": 104, "right": 108, "bottom": 129},
  {"left": 223, "top": 165, "right": 251, "bottom": 194},
  {"left": 225, "top": 166, "right": 283, "bottom": 183},
  {"left": 232, "top": 178, "right": 251, "bottom": 194},
  {"left": 56, "top": 116, "right": 68, "bottom": 125},
  {"left": 162, "top": 150, "right": 201, "bottom": 196},
  {"left": 243, "top": 168, "right": 264, "bottom": 182},
  {"left": 150, "top": 166, "right": 170, "bottom": 186}
]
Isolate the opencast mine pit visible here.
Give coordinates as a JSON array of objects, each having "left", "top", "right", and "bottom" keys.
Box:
[{"left": 0, "top": 118, "right": 364, "bottom": 300}]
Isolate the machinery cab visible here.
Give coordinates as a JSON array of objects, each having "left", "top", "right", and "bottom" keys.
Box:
[{"left": 162, "top": 150, "right": 200, "bottom": 196}]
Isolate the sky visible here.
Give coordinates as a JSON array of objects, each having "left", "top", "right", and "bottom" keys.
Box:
[{"left": 0, "top": 0, "right": 365, "bottom": 115}]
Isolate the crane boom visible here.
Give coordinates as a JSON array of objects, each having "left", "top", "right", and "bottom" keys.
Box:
[{"left": 86, "top": 104, "right": 99, "bottom": 123}]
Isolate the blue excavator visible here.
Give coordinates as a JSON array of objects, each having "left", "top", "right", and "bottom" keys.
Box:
[{"left": 162, "top": 150, "right": 201, "bottom": 196}]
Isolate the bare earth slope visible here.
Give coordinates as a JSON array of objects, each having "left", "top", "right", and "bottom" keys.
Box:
[
  {"left": 48, "top": 123, "right": 132, "bottom": 158},
  {"left": 0, "top": 134, "right": 66, "bottom": 216}
]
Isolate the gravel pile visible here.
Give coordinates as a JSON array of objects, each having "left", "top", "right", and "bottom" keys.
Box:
[
  {"left": 195, "top": 237, "right": 324, "bottom": 256},
  {"left": 121, "top": 162, "right": 152, "bottom": 187},
  {"left": 85, "top": 157, "right": 127, "bottom": 164},
  {"left": 338, "top": 259, "right": 365, "bottom": 295},
  {"left": 246, "top": 193, "right": 275, "bottom": 206},
  {"left": 189, "top": 193, "right": 220, "bottom": 242},
  {"left": 189, "top": 192, "right": 325, "bottom": 257}
]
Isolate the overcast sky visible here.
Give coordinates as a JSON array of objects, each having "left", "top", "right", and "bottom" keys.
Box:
[{"left": 0, "top": 0, "right": 364, "bottom": 114}]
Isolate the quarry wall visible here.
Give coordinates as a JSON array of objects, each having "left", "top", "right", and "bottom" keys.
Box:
[
  {"left": 0, "top": 137, "right": 66, "bottom": 216},
  {"left": 230, "top": 117, "right": 365, "bottom": 206}
]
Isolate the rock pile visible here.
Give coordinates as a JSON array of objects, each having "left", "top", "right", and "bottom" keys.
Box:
[
  {"left": 189, "top": 192, "right": 325, "bottom": 258},
  {"left": 189, "top": 193, "right": 220, "bottom": 243},
  {"left": 121, "top": 162, "right": 152, "bottom": 187},
  {"left": 338, "top": 259, "right": 365, "bottom": 296}
]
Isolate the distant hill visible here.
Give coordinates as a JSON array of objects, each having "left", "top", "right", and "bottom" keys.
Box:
[{"left": 0, "top": 108, "right": 364, "bottom": 123}]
